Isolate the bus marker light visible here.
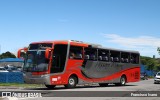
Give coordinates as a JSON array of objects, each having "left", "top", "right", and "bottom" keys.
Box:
[{"left": 58, "top": 76, "right": 61, "bottom": 80}]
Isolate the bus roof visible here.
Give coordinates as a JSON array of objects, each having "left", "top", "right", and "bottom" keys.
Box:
[{"left": 31, "top": 40, "right": 139, "bottom": 54}]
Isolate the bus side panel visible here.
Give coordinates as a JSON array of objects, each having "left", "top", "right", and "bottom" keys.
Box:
[
  {"left": 124, "top": 67, "right": 140, "bottom": 83},
  {"left": 49, "top": 73, "right": 69, "bottom": 85},
  {"left": 49, "top": 59, "right": 84, "bottom": 85},
  {"left": 75, "top": 67, "right": 140, "bottom": 83},
  {"left": 49, "top": 61, "right": 140, "bottom": 85}
]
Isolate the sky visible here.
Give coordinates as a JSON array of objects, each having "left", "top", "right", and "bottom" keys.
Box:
[{"left": 0, "top": 0, "right": 160, "bottom": 57}]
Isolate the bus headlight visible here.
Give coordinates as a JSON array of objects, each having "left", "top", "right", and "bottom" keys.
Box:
[
  {"left": 58, "top": 76, "right": 61, "bottom": 80},
  {"left": 41, "top": 74, "right": 48, "bottom": 78}
]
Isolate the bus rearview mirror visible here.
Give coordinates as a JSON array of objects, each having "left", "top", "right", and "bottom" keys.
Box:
[
  {"left": 17, "top": 47, "right": 28, "bottom": 58},
  {"left": 45, "top": 48, "right": 53, "bottom": 59}
]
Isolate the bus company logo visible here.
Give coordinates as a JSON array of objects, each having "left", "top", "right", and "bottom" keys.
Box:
[
  {"left": 2, "top": 92, "right": 12, "bottom": 98},
  {"left": 96, "top": 62, "right": 123, "bottom": 71},
  {"left": 1, "top": 92, "right": 42, "bottom": 98}
]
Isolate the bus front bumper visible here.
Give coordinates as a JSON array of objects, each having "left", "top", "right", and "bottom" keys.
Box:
[{"left": 23, "top": 73, "right": 51, "bottom": 85}]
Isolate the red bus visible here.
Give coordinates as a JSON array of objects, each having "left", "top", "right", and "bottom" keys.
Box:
[{"left": 17, "top": 40, "right": 140, "bottom": 88}]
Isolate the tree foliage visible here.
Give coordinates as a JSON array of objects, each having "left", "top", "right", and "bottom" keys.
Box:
[
  {"left": 0, "top": 51, "right": 16, "bottom": 59},
  {"left": 140, "top": 56, "right": 160, "bottom": 71},
  {"left": 157, "top": 47, "right": 160, "bottom": 55}
]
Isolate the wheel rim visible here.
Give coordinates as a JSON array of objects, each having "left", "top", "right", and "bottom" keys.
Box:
[
  {"left": 69, "top": 78, "right": 75, "bottom": 86},
  {"left": 121, "top": 77, "right": 126, "bottom": 85}
]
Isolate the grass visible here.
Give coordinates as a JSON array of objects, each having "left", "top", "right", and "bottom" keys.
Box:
[
  {"left": 148, "top": 76, "right": 154, "bottom": 78},
  {"left": 0, "top": 83, "right": 44, "bottom": 88}
]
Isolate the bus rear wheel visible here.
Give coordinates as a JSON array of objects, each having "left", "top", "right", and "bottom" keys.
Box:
[
  {"left": 99, "top": 83, "right": 108, "bottom": 87},
  {"left": 45, "top": 85, "right": 56, "bottom": 89},
  {"left": 65, "top": 76, "right": 77, "bottom": 88},
  {"left": 115, "top": 76, "right": 126, "bottom": 86}
]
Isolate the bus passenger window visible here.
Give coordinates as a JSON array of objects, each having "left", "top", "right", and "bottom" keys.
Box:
[
  {"left": 124, "top": 58, "right": 129, "bottom": 63},
  {"left": 98, "top": 49, "right": 109, "bottom": 62},
  {"left": 85, "top": 55, "right": 89, "bottom": 60},
  {"left": 131, "top": 53, "right": 139, "bottom": 64},
  {"left": 121, "top": 58, "right": 124, "bottom": 62},
  {"left": 90, "top": 54, "right": 96, "bottom": 60},
  {"left": 121, "top": 52, "right": 130, "bottom": 63},
  {"left": 110, "top": 57, "right": 113, "bottom": 62},
  {"left": 76, "top": 53, "right": 82, "bottom": 59},
  {"left": 114, "top": 57, "right": 119, "bottom": 62},
  {"left": 69, "top": 46, "right": 83, "bottom": 60},
  {"left": 102, "top": 56, "right": 108, "bottom": 61},
  {"left": 69, "top": 52, "right": 76, "bottom": 59},
  {"left": 98, "top": 56, "right": 102, "bottom": 61},
  {"left": 110, "top": 51, "right": 120, "bottom": 62},
  {"left": 84, "top": 48, "right": 97, "bottom": 61},
  {"left": 130, "top": 58, "right": 134, "bottom": 63}
]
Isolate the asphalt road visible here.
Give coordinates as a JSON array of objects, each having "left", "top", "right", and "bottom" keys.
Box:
[{"left": 1, "top": 79, "right": 160, "bottom": 100}]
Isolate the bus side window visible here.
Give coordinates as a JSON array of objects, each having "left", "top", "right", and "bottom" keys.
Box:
[
  {"left": 85, "top": 55, "right": 90, "bottom": 60},
  {"left": 102, "top": 56, "right": 108, "bottom": 61},
  {"left": 90, "top": 54, "right": 96, "bottom": 60},
  {"left": 84, "top": 48, "right": 97, "bottom": 61},
  {"left": 110, "top": 51, "right": 120, "bottom": 62},
  {"left": 121, "top": 52, "right": 130, "bottom": 63},
  {"left": 110, "top": 57, "right": 114, "bottom": 62},
  {"left": 69, "top": 46, "right": 83, "bottom": 60},
  {"left": 98, "top": 49, "right": 109, "bottom": 62},
  {"left": 131, "top": 53, "right": 139, "bottom": 64},
  {"left": 98, "top": 56, "right": 102, "bottom": 61}
]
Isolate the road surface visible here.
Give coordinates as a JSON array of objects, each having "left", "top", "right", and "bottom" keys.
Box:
[{"left": 1, "top": 79, "right": 160, "bottom": 100}]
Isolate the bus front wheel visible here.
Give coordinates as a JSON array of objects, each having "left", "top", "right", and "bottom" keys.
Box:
[{"left": 65, "top": 76, "right": 77, "bottom": 88}]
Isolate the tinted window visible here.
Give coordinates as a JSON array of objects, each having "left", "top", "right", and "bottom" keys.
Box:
[
  {"left": 29, "top": 43, "right": 52, "bottom": 50},
  {"left": 110, "top": 51, "right": 120, "bottom": 62},
  {"left": 98, "top": 49, "right": 109, "bottom": 61},
  {"left": 69, "top": 46, "right": 83, "bottom": 60},
  {"left": 131, "top": 53, "right": 139, "bottom": 64},
  {"left": 84, "top": 48, "right": 97, "bottom": 61},
  {"left": 121, "top": 52, "right": 130, "bottom": 63}
]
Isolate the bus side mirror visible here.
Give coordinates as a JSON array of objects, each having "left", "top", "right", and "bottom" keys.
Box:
[
  {"left": 17, "top": 48, "right": 28, "bottom": 58},
  {"left": 45, "top": 48, "right": 53, "bottom": 59}
]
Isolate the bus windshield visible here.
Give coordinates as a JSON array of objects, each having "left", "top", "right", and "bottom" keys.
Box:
[{"left": 23, "top": 50, "right": 49, "bottom": 72}]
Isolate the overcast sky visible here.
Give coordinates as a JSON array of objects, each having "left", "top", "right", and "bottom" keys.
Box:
[{"left": 0, "top": 0, "right": 160, "bottom": 57}]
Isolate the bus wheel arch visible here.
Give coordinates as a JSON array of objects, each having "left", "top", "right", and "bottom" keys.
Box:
[
  {"left": 115, "top": 74, "right": 127, "bottom": 86},
  {"left": 65, "top": 74, "right": 78, "bottom": 88}
]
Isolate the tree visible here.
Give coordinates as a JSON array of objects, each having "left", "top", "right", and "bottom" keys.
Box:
[
  {"left": 146, "top": 59, "right": 155, "bottom": 70},
  {"left": 140, "top": 56, "right": 151, "bottom": 65},
  {"left": 0, "top": 51, "right": 16, "bottom": 59},
  {"left": 157, "top": 47, "right": 160, "bottom": 55},
  {"left": 140, "top": 56, "right": 158, "bottom": 71}
]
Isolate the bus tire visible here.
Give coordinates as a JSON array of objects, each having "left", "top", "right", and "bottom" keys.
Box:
[
  {"left": 99, "top": 83, "right": 108, "bottom": 87},
  {"left": 45, "top": 85, "right": 56, "bottom": 89},
  {"left": 65, "top": 76, "right": 77, "bottom": 88},
  {"left": 115, "top": 76, "right": 126, "bottom": 86}
]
